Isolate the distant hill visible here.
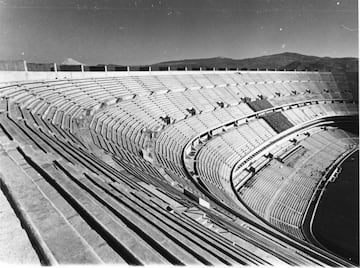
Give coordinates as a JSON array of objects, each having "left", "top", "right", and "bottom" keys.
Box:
[
  {"left": 149, "top": 52, "right": 358, "bottom": 73},
  {"left": 0, "top": 52, "right": 358, "bottom": 79}
]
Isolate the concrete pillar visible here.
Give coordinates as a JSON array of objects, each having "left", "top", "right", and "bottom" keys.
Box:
[
  {"left": 284, "top": 68, "right": 286, "bottom": 71},
  {"left": 168, "top": 66, "right": 170, "bottom": 71},
  {"left": 81, "top": 64, "right": 84, "bottom": 72},
  {"left": 149, "top": 66, "right": 151, "bottom": 72},
  {"left": 104, "top": 65, "right": 108, "bottom": 72},
  {"left": 23, "top": 60, "right": 28, "bottom": 72},
  {"left": 213, "top": 67, "right": 216, "bottom": 72},
  {"left": 199, "top": 67, "right": 202, "bottom": 71},
  {"left": 225, "top": 67, "right": 228, "bottom": 72},
  {"left": 257, "top": 68, "right": 259, "bottom": 71},
  {"left": 185, "top": 66, "right": 188, "bottom": 72},
  {"left": 236, "top": 67, "right": 239, "bottom": 71},
  {"left": 127, "top": 66, "right": 130, "bottom": 72},
  {"left": 54, "top": 63, "right": 58, "bottom": 73}
]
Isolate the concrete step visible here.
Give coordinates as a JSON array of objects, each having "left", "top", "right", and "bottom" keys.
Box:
[
  {"left": 0, "top": 151, "right": 102, "bottom": 264},
  {"left": 0, "top": 186, "right": 40, "bottom": 264}
]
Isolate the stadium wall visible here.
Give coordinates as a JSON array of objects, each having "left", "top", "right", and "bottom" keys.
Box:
[{"left": 0, "top": 70, "right": 324, "bottom": 84}]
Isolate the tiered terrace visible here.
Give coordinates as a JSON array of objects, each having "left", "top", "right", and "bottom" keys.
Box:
[{"left": 0, "top": 70, "right": 356, "bottom": 266}]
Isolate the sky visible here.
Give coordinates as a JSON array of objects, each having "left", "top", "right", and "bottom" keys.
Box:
[{"left": 0, "top": 0, "right": 358, "bottom": 65}]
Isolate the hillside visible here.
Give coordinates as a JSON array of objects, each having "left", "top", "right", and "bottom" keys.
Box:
[{"left": 149, "top": 52, "right": 358, "bottom": 73}]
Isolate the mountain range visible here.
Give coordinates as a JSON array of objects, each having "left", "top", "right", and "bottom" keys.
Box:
[
  {"left": 148, "top": 52, "right": 358, "bottom": 73},
  {"left": 0, "top": 52, "right": 357, "bottom": 74}
]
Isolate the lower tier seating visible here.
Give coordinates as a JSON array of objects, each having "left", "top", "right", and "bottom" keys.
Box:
[
  {"left": 238, "top": 127, "right": 359, "bottom": 240},
  {"left": 0, "top": 105, "right": 322, "bottom": 265}
]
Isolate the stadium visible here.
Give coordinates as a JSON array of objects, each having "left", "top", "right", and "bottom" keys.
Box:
[{"left": 0, "top": 0, "right": 358, "bottom": 266}]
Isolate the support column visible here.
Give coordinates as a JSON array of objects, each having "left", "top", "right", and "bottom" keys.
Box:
[
  {"left": 81, "top": 64, "right": 84, "bottom": 72},
  {"left": 23, "top": 60, "right": 28, "bottom": 72},
  {"left": 54, "top": 63, "right": 58, "bottom": 73},
  {"left": 104, "top": 65, "right": 107, "bottom": 72}
]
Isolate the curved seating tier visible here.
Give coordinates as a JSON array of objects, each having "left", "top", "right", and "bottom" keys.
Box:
[
  {"left": 0, "top": 71, "right": 351, "bottom": 137},
  {"left": 0, "top": 103, "right": 326, "bottom": 265},
  {"left": 0, "top": 70, "right": 357, "bottom": 266},
  {"left": 155, "top": 101, "right": 356, "bottom": 206},
  {"left": 238, "top": 127, "right": 359, "bottom": 240}
]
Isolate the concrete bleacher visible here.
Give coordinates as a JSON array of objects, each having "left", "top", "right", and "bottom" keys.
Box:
[
  {"left": 0, "top": 70, "right": 357, "bottom": 265},
  {"left": 85, "top": 72, "right": 356, "bottom": 214},
  {"left": 1, "top": 106, "right": 313, "bottom": 265},
  {"left": 238, "top": 127, "right": 359, "bottom": 240},
  {"left": 0, "top": 180, "right": 39, "bottom": 264}
]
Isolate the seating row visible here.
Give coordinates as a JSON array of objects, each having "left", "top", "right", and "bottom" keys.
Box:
[{"left": 238, "top": 127, "right": 358, "bottom": 240}]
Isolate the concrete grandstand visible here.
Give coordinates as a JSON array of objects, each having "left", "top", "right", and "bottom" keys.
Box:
[{"left": 0, "top": 62, "right": 358, "bottom": 265}]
